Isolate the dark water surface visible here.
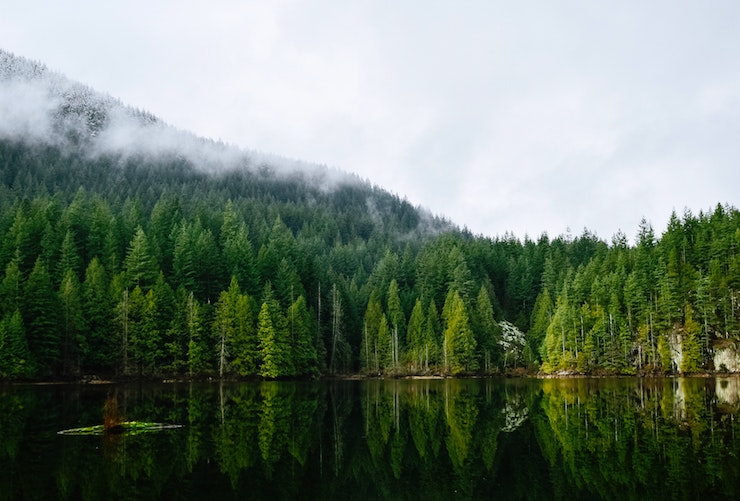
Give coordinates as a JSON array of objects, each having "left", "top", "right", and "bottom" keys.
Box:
[{"left": 2, "top": 377, "right": 739, "bottom": 500}]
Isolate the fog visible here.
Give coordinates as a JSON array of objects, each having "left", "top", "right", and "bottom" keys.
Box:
[{"left": 0, "top": 49, "right": 361, "bottom": 192}]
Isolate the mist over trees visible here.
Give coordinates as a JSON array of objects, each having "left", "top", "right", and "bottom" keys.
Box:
[{"left": 0, "top": 49, "right": 738, "bottom": 379}]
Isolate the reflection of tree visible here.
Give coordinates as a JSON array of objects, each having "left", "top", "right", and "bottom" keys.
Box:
[
  {"left": 214, "top": 383, "right": 260, "bottom": 487},
  {"left": 12, "top": 379, "right": 740, "bottom": 499},
  {"left": 536, "top": 377, "right": 740, "bottom": 499},
  {"left": 258, "top": 381, "right": 292, "bottom": 476},
  {"left": 407, "top": 380, "right": 443, "bottom": 460},
  {"left": 444, "top": 380, "right": 478, "bottom": 471},
  {"left": 362, "top": 380, "right": 396, "bottom": 463}
]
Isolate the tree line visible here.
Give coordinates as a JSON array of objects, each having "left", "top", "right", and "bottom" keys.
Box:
[{"left": 0, "top": 139, "right": 738, "bottom": 379}]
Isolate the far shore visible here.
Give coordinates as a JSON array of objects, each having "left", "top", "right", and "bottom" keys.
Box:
[{"left": 5, "top": 369, "right": 740, "bottom": 385}]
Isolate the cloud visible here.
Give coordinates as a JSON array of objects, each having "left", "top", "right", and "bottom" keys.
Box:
[{"left": 2, "top": 2, "right": 740, "bottom": 242}]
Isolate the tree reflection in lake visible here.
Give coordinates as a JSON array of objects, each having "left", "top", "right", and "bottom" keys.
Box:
[{"left": 2, "top": 378, "right": 740, "bottom": 499}]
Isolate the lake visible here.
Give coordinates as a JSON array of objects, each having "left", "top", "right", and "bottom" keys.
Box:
[{"left": 1, "top": 377, "right": 739, "bottom": 500}]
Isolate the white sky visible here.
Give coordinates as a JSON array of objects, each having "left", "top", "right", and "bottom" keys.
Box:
[{"left": 2, "top": 1, "right": 739, "bottom": 242}]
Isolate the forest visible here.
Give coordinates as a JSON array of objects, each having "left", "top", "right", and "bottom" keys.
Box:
[
  {"left": 0, "top": 49, "right": 739, "bottom": 380},
  {"left": 0, "top": 133, "right": 738, "bottom": 380}
]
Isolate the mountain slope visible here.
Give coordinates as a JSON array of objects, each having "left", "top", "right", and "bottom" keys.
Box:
[{"left": 0, "top": 49, "right": 738, "bottom": 380}]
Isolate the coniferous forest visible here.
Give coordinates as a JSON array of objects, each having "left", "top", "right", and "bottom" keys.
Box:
[{"left": 1, "top": 50, "right": 739, "bottom": 380}]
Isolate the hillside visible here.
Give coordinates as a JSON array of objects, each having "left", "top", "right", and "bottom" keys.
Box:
[{"left": 0, "top": 49, "right": 738, "bottom": 379}]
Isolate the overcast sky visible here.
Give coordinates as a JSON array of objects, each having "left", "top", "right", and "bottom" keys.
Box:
[{"left": 2, "top": 1, "right": 739, "bottom": 242}]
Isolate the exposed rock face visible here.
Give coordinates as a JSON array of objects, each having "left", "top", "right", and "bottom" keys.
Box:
[
  {"left": 666, "top": 331, "right": 683, "bottom": 372},
  {"left": 713, "top": 345, "right": 740, "bottom": 372}
]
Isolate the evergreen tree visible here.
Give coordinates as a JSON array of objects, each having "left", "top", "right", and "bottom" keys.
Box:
[
  {"left": 57, "top": 229, "right": 81, "bottom": 283},
  {"left": 360, "top": 291, "right": 383, "bottom": 373},
  {"left": 0, "top": 257, "right": 22, "bottom": 317},
  {"left": 423, "top": 300, "right": 441, "bottom": 369},
  {"left": 681, "top": 304, "right": 702, "bottom": 373},
  {"left": 406, "top": 298, "right": 426, "bottom": 371},
  {"left": 212, "top": 288, "right": 235, "bottom": 378},
  {"left": 184, "top": 291, "right": 208, "bottom": 376},
  {"left": 0, "top": 309, "right": 31, "bottom": 378},
  {"left": 387, "top": 279, "right": 406, "bottom": 360},
  {"left": 193, "top": 226, "right": 220, "bottom": 301},
  {"left": 376, "top": 314, "right": 392, "bottom": 372},
  {"left": 475, "top": 285, "right": 499, "bottom": 372},
  {"left": 231, "top": 291, "right": 258, "bottom": 376},
  {"left": 172, "top": 220, "right": 196, "bottom": 291},
  {"left": 58, "top": 269, "right": 85, "bottom": 375},
  {"left": 443, "top": 290, "right": 476, "bottom": 374},
  {"left": 288, "top": 295, "right": 318, "bottom": 376},
  {"left": 259, "top": 284, "right": 294, "bottom": 378},
  {"left": 223, "top": 222, "right": 259, "bottom": 296},
  {"left": 258, "top": 302, "right": 281, "bottom": 378},
  {"left": 82, "top": 257, "right": 114, "bottom": 370},
  {"left": 22, "top": 258, "right": 59, "bottom": 375},
  {"left": 527, "top": 288, "right": 552, "bottom": 367},
  {"left": 124, "top": 226, "right": 158, "bottom": 290}
]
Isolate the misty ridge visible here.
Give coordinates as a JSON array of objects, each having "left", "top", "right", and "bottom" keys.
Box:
[
  {"left": 1, "top": 49, "right": 740, "bottom": 383},
  {"left": 0, "top": 49, "right": 446, "bottom": 236}
]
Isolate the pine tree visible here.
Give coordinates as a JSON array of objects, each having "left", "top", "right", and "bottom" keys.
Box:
[
  {"left": 406, "top": 299, "right": 425, "bottom": 371},
  {"left": 213, "top": 290, "right": 233, "bottom": 378},
  {"left": 172, "top": 220, "right": 196, "bottom": 291},
  {"left": 58, "top": 269, "right": 85, "bottom": 375},
  {"left": 184, "top": 291, "right": 208, "bottom": 376},
  {"left": 258, "top": 302, "right": 280, "bottom": 378},
  {"left": 82, "top": 257, "right": 114, "bottom": 370},
  {"left": 527, "top": 288, "right": 552, "bottom": 367},
  {"left": 289, "top": 295, "right": 318, "bottom": 376},
  {"left": 231, "top": 291, "right": 259, "bottom": 376},
  {"left": 376, "top": 314, "right": 392, "bottom": 372},
  {"left": 57, "top": 229, "right": 81, "bottom": 283},
  {"left": 681, "top": 304, "right": 702, "bottom": 373},
  {"left": 387, "top": 279, "right": 405, "bottom": 368},
  {"left": 259, "top": 284, "right": 294, "bottom": 378},
  {"left": 423, "top": 300, "right": 441, "bottom": 370},
  {"left": 22, "top": 258, "right": 60, "bottom": 375},
  {"left": 0, "top": 309, "right": 32, "bottom": 378},
  {"left": 124, "top": 226, "right": 158, "bottom": 290},
  {"left": 0, "top": 257, "right": 22, "bottom": 317},
  {"left": 193, "top": 226, "right": 220, "bottom": 301},
  {"left": 223, "top": 222, "right": 259, "bottom": 296},
  {"left": 475, "top": 285, "right": 499, "bottom": 372},
  {"left": 360, "top": 291, "right": 383, "bottom": 373},
  {"left": 443, "top": 290, "right": 476, "bottom": 374}
]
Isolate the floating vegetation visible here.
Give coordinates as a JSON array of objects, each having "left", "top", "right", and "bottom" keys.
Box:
[
  {"left": 58, "top": 422, "right": 183, "bottom": 436},
  {"left": 58, "top": 393, "right": 182, "bottom": 435}
]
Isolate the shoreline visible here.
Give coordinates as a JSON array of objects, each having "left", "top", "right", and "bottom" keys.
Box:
[{"left": 3, "top": 369, "right": 740, "bottom": 385}]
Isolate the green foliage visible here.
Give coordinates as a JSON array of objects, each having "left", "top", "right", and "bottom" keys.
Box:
[
  {"left": 82, "top": 257, "right": 114, "bottom": 369},
  {"left": 0, "top": 131, "right": 739, "bottom": 379},
  {"left": 443, "top": 290, "right": 477, "bottom": 374},
  {"left": 58, "top": 269, "right": 85, "bottom": 375},
  {"left": 0, "top": 309, "right": 32, "bottom": 378},
  {"left": 288, "top": 295, "right": 318, "bottom": 376},
  {"left": 405, "top": 298, "right": 426, "bottom": 370},
  {"left": 231, "top": 290, "right": 259, "bottom": 377},
  {"left": 23, "top": 258, "right": 59, "bottom": 375},
  {"left": 658, "top": 336, "right": 673, "bottom": 373},
  {"left": 474, "top": 285, "right": 499, "bottom": 371},
  {"left": 360, "top": 292, "right": 383, "bottom": 373},
  {"left": 124, "top": 226, "right": 159, "bottom": 290},
  {"left": 681, "top": 304, "right": 702, "bottom": 373}
]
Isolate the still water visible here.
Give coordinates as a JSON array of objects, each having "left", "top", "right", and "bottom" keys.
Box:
[{"left": 1, "top": 377, "right": 739, "bottom": 500}]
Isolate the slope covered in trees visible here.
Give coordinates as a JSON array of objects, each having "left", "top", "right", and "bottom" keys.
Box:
[{"left": 0, "top": 49, "right": 738, "bottom": 379}]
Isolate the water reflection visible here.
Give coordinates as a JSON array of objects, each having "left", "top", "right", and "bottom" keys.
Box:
[{"left": 2, "top": 378, "right": 740, "bottom": 499}]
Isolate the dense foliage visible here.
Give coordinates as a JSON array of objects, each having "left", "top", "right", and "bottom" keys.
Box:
[
  {"left": 1, "top": 133, "right": 738, "bottom": 379},
  {"left": 0, "top": 49, "right": 738, "bottom": 379}
]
